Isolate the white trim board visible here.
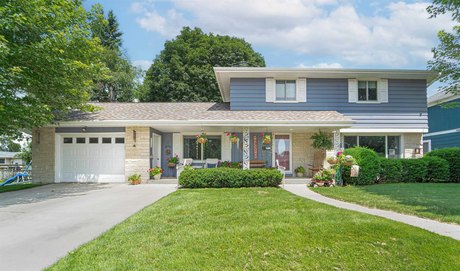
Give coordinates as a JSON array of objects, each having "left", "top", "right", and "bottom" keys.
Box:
[
  {"left": 340, "top": 128, "right": 427, "bottom": 133},
  {"left": 424, "top": 128, "right": 460, "bottom": 137}
]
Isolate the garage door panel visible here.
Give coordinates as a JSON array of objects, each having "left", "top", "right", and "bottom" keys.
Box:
[{"left": 59, "top": 133, "right": 125, "bottom": 183}]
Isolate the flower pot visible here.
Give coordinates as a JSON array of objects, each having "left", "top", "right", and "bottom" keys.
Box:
[
  {"left": 130, "top": 179, "right": 141, "bottom": 185},
  {"left": 344, "top": 161, "right": 353, "bottom": 166},
  {"left": 168, "top": 162, "right": 176, "bottom": 168},
  {"left": 296, "top": 172, "right": 303, "bottom": 178},
  {"left": 153, "top": 174, "right": 161, "bottom": 180},
  {"left": 197, "top": 138, "right": 207, "bottom": 144},
  {"left": 327, "top": 157, "right": 338, "bottom": 164}
]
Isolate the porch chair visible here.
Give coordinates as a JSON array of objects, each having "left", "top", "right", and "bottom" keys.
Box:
[
  {"left": 205, "top": 158, "right": 219, "bottom": 168},
  {"left": 275, "top": 159, "right": 286, "bottom": 187},
  {"left": 176, "top": 158, "right": 193, "bottom": 179}
]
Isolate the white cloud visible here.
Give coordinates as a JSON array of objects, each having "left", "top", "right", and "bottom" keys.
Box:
[
  {"left": 298, "top": 62, "right": 343, "bottom": 68},
  {"left": 133, "top": 0, "right": 454, "bottom": 67},
  {"left": 132, "top": 59, "right": 153, "bottom": 70}
]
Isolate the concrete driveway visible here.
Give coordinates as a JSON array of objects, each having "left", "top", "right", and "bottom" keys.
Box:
[{"left": 0, "top": 183, "right": 176, "bottom": 271}]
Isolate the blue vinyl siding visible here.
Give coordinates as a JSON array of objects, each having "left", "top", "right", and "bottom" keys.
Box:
[
  {"left": 230, "top": 78, "right": 428, "bottom": 129},
  {"left": 427, "top": 98, "right": 460, "bottom": 133},
  {"left": 425, "top": 132, "right": 460, "bottom": 150}
]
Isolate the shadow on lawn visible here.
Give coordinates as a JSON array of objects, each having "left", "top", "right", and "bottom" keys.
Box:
[
  {"left": 0, "top": 183, "right": 111, "bottom": 208},
  {"left": 357, "top": 183, "right": 460, "bottom": 220}
]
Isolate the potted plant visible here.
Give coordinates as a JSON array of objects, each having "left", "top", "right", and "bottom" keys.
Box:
[
  {"left": 310, "top": 169, "right": 335, "bottom": 187},
  {"left": 311, "top": 130, "right": 333, "bottom": 150},
  {"left": 261, "top": 132, "right": 272, "bottom": 145},
  {"left": 229, "top": 133, "right": 239, "bottom": 144},
  {"left": 128, "top": 174, "right": 141, "bottom": 185},
  {"left": 327, "top": 156, "right": 338, "bottom": 164},
  {"left": 149, "top": 166, "right": 164, "bottom": 180},
  {"left": 167, "top": 155, "right": 179, "bottom": 168},
  {"left": 196, "top": 133, "right": 207, "bottom": 144},
  {"left": 294, "top": 166, "right": 305, "bottom": 177}
]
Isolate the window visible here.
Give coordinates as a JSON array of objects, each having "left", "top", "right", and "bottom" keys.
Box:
[
  {"left": 89, "top": 137, "right": 99, "bottom": 144},
  {"left": 343, "top": 135, "right": 401, "bottom": 158},
  {"left": 183, "top": 135, "right": 221, "bottom": 160},
  {"left": 358, "top": 81, "right": 377, "bottom": 101},
  {"left": 63, "top": 137, "right": 73, "bottom": 144},
  {"left": 0, "top": 158, "right": 5, "bottom": 164},
  {"left": 115, "top": 137, "right": 125, "bottom": 144},
  {"left": 102, "top": 137, "right": 112, "bottom": 144},
  {"left": 76, "top": 137, "right": 85, "bottom": 144},
  {"left": 276, "top": 80, "right": 296, "bottom": 101}
]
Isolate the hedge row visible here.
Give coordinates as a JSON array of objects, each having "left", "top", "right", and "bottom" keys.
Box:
[
  {"left": 342, "top": 147, "right": 453, "bottom": 185},
  {"left": 426, "top": 147, "right": 460, "bottom": 182},
  {"left": 178, "top": 168, "right": 283, "bottom": 188}
]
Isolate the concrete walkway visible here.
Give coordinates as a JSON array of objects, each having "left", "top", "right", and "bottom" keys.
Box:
[
  {"left": 0, "top": 183, "right": 176, "bottom": 271},
  {"left": 284, "top": 184, "right": 460, "bottom": 241}
]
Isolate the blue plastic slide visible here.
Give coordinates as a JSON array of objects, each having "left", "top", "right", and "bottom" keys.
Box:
[{"left": 0, "top": 161, "right": 32, "bottom": 186}]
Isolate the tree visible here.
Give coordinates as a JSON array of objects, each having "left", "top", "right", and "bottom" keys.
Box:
[
  {"left": 88, "top": 4, "right": 140, "bottom": 102},
  {"left": 0, "top": 0, "right": 104, "bottom": 136},
  {"left": 0, "top": 136, "right": 21, "bottom": 152},
  {"left": 142, "top": 27, "right": 265, "bottom": 102},
  {"left": 15, "top": 142, "right": 32, "bottom": 164},
  {"left": 428, "top": 1, "right": 460, "bottom": 94}
]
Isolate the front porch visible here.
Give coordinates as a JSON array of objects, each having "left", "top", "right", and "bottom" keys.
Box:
[{"left": 146, "top": 126, "right": 342, "bottom": 179}]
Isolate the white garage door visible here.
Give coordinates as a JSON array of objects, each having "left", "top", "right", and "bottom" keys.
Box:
[{"left": 58, "top": 133, "right": 125, "bottom": 183}]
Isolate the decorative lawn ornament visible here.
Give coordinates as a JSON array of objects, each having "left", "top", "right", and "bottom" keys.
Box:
[{"left": 351, "top": 165, "right": 360, "bottom": 177}]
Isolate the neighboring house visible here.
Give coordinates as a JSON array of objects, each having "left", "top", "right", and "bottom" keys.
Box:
[
  {"left": 423, "top": 91, "right": 460, "bottom": 152},
  {"left": 31, "top": 68, "right": 437, "bottom": 183},
  {"left": 0, "top": 151, "right": 23, "bottom": 166}
]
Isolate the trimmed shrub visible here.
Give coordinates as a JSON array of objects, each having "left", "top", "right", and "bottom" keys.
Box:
[
  {"left": 423, "top": 156, "right": 450, "bottom": 182},
  {"left": 400, "top": 159, "right": 427, "bottom": 182},
  {"left": 178, "top": 168, "right": 283, "bottom": 188},
  {"left": 343, "top": 147, "right": 380, "bottom": 185},
  {"left": 426, "top": 148, "right": 460, "bottom": 182},
  {"left": 378, "top": 158, "right": 402, "bottom": 183}
]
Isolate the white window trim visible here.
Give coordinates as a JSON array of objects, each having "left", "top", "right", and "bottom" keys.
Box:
[
  {"left": 342, "top": 134, "right": 402, "bottom": 159},
  {"left": 357, "top": 80, "right": 378, "bottom": 102},
  {"left": 275, "top": 79, "right": 297, "bottom": 102},
  {"left": 423, "top": 139, "right": 432, "bottom": 153}
]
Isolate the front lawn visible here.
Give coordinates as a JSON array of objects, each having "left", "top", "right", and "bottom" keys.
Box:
[
  {"left": 48, "top": 188, "right": 460, "bottom": 270},
  {"left": 313, "top": 183, "right": 460, "bottom": 225},
  {"left": 0, "top": 183, "right": 41, "bottom": 193}
]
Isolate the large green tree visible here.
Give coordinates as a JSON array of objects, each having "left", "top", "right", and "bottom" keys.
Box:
[
  {"left": 88, "top": 4, "right": 140, "bottom": 102},
  {"left": 428, "top": 0, "right": 460, "bottom": 94},
  {"left": 0, "top": 0, "right": 104, "bottom": 136},
  {"left": 142, "top": 27, "right": 265, "bottom": 102}
]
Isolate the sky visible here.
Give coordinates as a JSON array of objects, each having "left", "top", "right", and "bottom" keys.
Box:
[{"left": 83, "top": 0, "right": 454, "bottom": 95}]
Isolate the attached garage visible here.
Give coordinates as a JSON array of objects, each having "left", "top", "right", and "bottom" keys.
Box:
[{"left": 56, "top": 133, "right": 125, "bottom": 183}]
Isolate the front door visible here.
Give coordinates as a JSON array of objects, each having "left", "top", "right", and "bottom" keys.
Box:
[
  {"left": 274, "top": 134, "right": 291, "bottom": 172},
  {"left": 151, "top": 133, "right": 162, "bottom": 168}
]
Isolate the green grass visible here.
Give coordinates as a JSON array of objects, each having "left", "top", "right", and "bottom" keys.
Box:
[
  {"left": 47, "top": 188, "right": 460, "bottom": 270},
  {"left": 0, "top": 183, "right": 41, "bottom": 193},
  {"left": 313, "top": 183, "right": 460, "bottom": 225}
]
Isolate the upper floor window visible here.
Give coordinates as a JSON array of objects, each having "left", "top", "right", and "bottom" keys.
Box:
[
  {"left": 358, "top": 81, "right": 377, "bottom": 101},
  {"left": 276, "top": 80, "right": 296, "bottom": 101}
]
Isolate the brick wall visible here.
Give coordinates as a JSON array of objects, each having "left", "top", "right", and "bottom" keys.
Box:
[
  {"left": 125, "top": 126, "right": 150, "bottom": 182},
  {"left": 31, "top": 127, "right": 55, "bottom": 183},
  {"left": 403, "top": 133, "right": 423, "bottom": 158}
]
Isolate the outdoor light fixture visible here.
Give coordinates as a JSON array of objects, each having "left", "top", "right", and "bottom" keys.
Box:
[
  {"left": 415, "top": 148, "right": 421, "bottom": 154},
  {"left": 81, "top": 127, "right": 87, "bottom": 132},
  {"left": 36, "top": 130, "right": 40, "bottom": 144},
  {"left": 133, "top": 130, "right": 137, "bottom": 147}
]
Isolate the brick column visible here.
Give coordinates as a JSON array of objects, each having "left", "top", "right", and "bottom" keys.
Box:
[
  {"left": 125, "top": 127, "right": 151, "bottom": 182},
  {"left": 32, "top": 127, "right": 55, "bottom": 183}
]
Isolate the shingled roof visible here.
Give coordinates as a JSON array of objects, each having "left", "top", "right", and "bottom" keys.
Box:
[{"left": 63, "top": 103, "right": 352, "bottom": 124}]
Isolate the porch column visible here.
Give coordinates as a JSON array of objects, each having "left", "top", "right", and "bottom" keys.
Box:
[
  {"left": 333, "top": 130, "right": 341, "bottom": 153},
  {"left": 243, "top": 127, "right": 250, "bottom": 170}
]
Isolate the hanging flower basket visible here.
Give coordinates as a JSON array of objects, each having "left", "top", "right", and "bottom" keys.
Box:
[
  {"left": 167, "top": 155, "right": 179, "bottom": 168},
  {"left": 230, "top": 134, "right": 239, "bottom": 144},
  {"left": 196, "top": 133, "right": 207, "bottom": 144},
  {"left": 261, "top": 132, "right": 272, "bottom": 145}
]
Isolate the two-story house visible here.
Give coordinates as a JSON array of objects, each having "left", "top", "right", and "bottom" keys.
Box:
[
  {"left": 31, "top": 67, "right": 437, "bottom": 183},
  {"left": 423, "top": 91, "right": 460, "bottom": 152}
]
